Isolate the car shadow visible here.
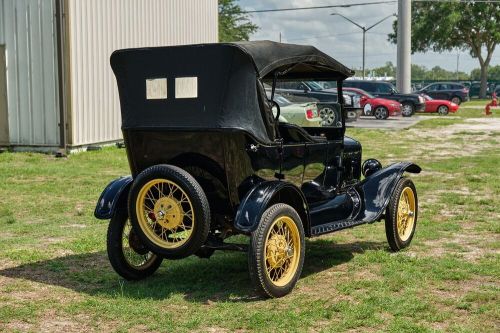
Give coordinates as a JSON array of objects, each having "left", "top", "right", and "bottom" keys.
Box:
[{"left": 0, "top": 239, "right": 386, "bottom": 303}]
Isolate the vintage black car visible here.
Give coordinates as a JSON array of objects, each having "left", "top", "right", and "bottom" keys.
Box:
[{"left": 95, "top": 41, "right": 421, "bottom": 298}]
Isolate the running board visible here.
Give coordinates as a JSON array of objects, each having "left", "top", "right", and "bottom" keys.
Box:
[{"left": 311, "top": 219, "right": 370, "bottom": 236}]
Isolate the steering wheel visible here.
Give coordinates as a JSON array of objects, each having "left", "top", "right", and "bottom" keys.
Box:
[{"left": 271, "top": 100, "right": 281, "bottom": 122}]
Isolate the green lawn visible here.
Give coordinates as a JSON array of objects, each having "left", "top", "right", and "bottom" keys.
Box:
[{"left": 0, "top": 114, "right": 499, "bottom": 332}]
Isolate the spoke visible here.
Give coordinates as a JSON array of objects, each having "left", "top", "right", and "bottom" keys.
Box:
[
  {"left": 179, "top": 193, "right": 190, "bottom": 204},
  {"left": 183, "top": 210, "right": 193, "bottom": 221},
  {"left": 145, "top": 192, "right": 153, "bottom": 203}
]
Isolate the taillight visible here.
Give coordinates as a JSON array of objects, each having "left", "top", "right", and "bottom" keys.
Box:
[
  {"left": 306, "top": 109, "right": 314, "bottom": 119},
  {"left": 463, "top": 88, "right": 469, "bottom": 93}
]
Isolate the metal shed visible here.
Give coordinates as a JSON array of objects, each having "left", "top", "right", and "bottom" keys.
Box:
[{"left": 0, "top": 0, "right": 218, "bottom": 151}]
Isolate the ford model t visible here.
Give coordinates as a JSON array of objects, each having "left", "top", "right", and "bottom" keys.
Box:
[{"left": 95, "top": 41, "right": 420, "bottom": 298}]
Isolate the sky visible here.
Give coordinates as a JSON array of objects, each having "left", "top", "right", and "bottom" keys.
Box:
[{"left": 239, "top": 0, "right": 499, "bottom": 74}]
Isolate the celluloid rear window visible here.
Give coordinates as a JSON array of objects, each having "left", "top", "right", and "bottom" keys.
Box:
[
  {"left": 146, "top": 78, "right": 167, "bottom": 99},
  {"left": 175, "top": 77, "right": 198, "bottom": 99}
]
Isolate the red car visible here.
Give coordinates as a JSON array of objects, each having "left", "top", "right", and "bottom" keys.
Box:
[
  {"left": 343, "top": 87, "right": 402, "bottom": 120},
  {"left": 421, "top": 94, "right": 459, "bottom": 115}
]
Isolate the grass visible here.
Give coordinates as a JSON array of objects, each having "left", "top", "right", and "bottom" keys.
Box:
[{"left": 0, "top": 116, "right": 499, "bottom": 332}]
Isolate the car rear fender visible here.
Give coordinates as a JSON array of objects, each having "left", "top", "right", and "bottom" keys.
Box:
[
  {"left": 356, "top": 162, "right": 421, "bottom": 223},
  {"left": 94, "top": 176, "right": 133, "bottom": 219},
  {"left": 234, "top": 181, "right": 311, "bottom": 235}
]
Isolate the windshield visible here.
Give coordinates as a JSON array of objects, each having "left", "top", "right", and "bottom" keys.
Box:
[
  {"left": 306, "top": 81, "right": 325, "bottom": 91},
  {"left": 387, "top": 83, "right": 398, "bottom": 94},
  {"left": 273, "top": 95, "right": 293, "bottom": 107}
]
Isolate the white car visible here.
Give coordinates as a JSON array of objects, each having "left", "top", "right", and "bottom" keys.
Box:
[{"left": 268, "top": 93, "right": 322, "bottom": 127}]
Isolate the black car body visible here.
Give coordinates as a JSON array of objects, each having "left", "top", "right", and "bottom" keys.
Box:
[
  {"left": 95, "top": 41, "right": 421, "bottom": 298},
  {"left": 343, "top": 80, "right": 425, "bottom": 116},
  {"left": 418, "top": 82, "right": 469, "bottom": 104}
]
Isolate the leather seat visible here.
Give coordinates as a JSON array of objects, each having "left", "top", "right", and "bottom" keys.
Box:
[{"left": 278, "top": 122, "right": 327, "bottom": 143}]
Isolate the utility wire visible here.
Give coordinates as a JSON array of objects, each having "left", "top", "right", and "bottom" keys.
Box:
[
  {"left": 243, "top": 1, "right": 396, "bottom": 14},
  {"left": 243, "top": 0, "right": 500, "bottom": 14}
]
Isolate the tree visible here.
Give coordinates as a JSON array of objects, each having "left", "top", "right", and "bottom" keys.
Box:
[
  {"left": 471, "top": 65, "right": 500, "bottom": 81},
  {"left": 218, "top": 0, "right": 258, "bottom": 42},
  {"left": 371, "top": 62, "right": 396, "bottom": 77},
  {"left": 389, "top": 1, "right": 500, "bottom": 98}
]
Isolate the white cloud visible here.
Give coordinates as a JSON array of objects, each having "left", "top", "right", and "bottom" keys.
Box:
[{"left": 238, "top": 0, "right": 498, "bottom": 73}]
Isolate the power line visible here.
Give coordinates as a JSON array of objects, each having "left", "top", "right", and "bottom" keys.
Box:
[
  {"left": 243, "top": 1, "right": 396, "bottom": 14},
  {"left": 243, "top": 0, "right": 500, "bottom": 14},
  {"left": 285, "top": 32, "right": 359, "bottom": 42}
]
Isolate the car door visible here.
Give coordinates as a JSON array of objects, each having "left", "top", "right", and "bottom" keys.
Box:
[{"left": 425, "top": 83, "right": 439, "bottom": 99}]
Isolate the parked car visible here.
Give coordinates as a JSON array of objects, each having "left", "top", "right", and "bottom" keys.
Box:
[
  {"left": 275, "top": 81, "right": 362, "bottom": 124},
  {"left": 343, "top": 80, "right": 425, "bottom": 117},
  {"left": 266, "top": 93, "right": 322, "bottom": 127},
  {"left": 417, "top": 82, "right": 469, "bottom": 105},
  {"left": 342, "top": 87, "right": 402, "bottom": 119},
  {"left": 421, "top": 94, "right": 459, "bottom": 115},
  {"left": 96, "top": 41, "right": 421, "bottom": 298}
]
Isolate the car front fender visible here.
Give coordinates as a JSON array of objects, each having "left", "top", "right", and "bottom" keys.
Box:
[
  {"left": 356, "top": 162, "right": 421, "bottom": 223},
  {"left": 94, "top": 176, "right": 133, "bottom": 219},
  {"left": 234, "top": 181, "right": 310, "bottom": 234}
]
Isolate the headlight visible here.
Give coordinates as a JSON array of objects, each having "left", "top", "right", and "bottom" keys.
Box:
[{"left": 343, "top": 94, "right": 352, "bottom": 106}]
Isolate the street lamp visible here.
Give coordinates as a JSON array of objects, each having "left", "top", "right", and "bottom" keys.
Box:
[{"left": 331, "top": 13, "right": 396, "bottom": 80}]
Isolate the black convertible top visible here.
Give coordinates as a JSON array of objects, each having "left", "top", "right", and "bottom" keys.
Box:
[
  {"left": 111, "top": 41, "right": 353, "bottom": 143},
  {"left": 233, "top": 41, "right": 354, "bottom": 79}
]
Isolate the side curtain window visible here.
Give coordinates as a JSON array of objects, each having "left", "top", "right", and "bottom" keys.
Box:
[{"left": 256, "top": 80, "right": 276, "bottom": 141}]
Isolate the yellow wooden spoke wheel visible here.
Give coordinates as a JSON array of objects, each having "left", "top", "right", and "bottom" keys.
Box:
[
  {"left": 136, "top": 179, "right": 195, "bottom": 249},
  {"left": 122, "top": 219, "right": 158, "bottom": 269},
  {"left": 129, "top": 165, "right": 211, "bottom": 259},
  {"left": 396, "top": 187, "right": 416, "bottom": 242},
  {"left": 107, "top": 210, "right": 163, "bottom": 280},
  {"left": 385, "top": 177, "right": 418, "bottom": 251},
  {"left": 249, "top": 203, "right": 305, "bottom": 298},
  {"left": 264, "top": 216, "right": 301, "bottom": 287}
]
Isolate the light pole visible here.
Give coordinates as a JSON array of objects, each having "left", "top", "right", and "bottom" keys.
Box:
[{"left": 331, "top": 13, "right": 396, "bottom": 80}]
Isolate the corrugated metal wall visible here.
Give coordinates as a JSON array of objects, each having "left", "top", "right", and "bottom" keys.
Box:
[
  {"left": 67, "top": 0, "right": 218, "bottom": 146},
  {"left": 2, "top": 0, "right": 60, "bottom": 146}
]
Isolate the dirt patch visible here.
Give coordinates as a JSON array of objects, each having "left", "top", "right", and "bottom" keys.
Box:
[
  {"left": 411, "top": 228, "right": 496, "bottom": 262},
  {"left": 406, "top": 118, "right": 500, "bottom": 161},
  {"left": 3, "top": 320, "right": 34, "bottom": 332},
  {"left": 451, "top": 118, "right": 500, "bottom": 132}
]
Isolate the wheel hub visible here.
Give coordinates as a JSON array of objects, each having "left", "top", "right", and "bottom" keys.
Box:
[
  {"left": 154, "top": 197, "right": 182, "bottom": 229},
  {"left": 266, "top": 234, "right": 290, "bottom": 268}
]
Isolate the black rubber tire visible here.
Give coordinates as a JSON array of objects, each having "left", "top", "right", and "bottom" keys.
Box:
[
  {"left": 385, "top": 177, "right": 418, "bottom": 252},
  {"left": 451, "top": 96, "right": 462, "bottom": 105},
  {"left": 128, "top": 164, "right": 211, "bottom": 260},
  {"left": 374, "top": 106, "right": 389, "bottom": 120},
  {"left": 401, "top": 103, "right": 415, "bottom": 117},
  {"left": 248, "top": 203, "right": 305, "bottom": 298},
  {"left": 107, "top": 209, "right": 163, "bottom": 280},
  {"left": 437, "top": 105, "right": 449, "bottom": 115}
]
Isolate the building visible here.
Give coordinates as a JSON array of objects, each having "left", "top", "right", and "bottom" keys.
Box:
[{"left": 0, "top": 0, "right": 218, "bottom": 152}]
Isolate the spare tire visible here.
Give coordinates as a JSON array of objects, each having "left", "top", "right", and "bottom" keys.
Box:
[{"left": 128, "top": 165, "right": 210, "bottom": 259}]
